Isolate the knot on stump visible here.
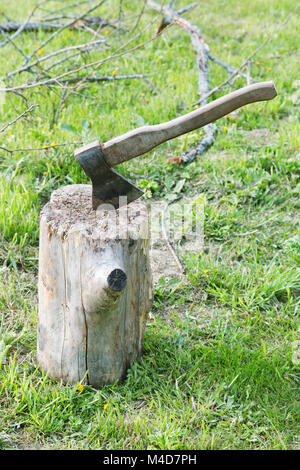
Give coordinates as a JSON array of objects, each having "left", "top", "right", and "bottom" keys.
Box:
[{"left": 107, "top": 268, "right": 127, "bottom": 291}]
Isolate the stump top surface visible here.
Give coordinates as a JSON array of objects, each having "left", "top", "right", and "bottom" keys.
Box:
[{"left": 41, "top": 184, "right": 148, "bottom": 240}]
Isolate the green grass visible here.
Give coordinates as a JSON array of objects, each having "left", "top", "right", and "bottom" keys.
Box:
[{"left": 0, "top": 0, "right": 299, "bottom": 450}]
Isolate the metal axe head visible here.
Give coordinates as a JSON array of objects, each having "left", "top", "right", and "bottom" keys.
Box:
[{"left": 75, "top": 141, "right": 143, "bottom": 210}]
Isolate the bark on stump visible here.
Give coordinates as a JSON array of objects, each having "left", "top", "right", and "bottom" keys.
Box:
[{"left": 37, "top": 184, "right": 152, "bottom": 388}]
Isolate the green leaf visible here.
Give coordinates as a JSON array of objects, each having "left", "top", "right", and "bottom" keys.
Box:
[{"left": 60, "top": 123, "right": 80, "bottom": 135}]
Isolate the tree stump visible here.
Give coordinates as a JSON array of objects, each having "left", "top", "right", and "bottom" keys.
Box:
[{"left": 37, "top": 184, "right": 152, "bottom": 388}]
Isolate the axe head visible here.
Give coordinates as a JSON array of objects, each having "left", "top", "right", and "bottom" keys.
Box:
[{"left": 75, "top": 141, "right": 143, "bottom": 210}]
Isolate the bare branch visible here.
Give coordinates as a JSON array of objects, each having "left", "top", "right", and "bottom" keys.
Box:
[
  {"left": 208, "top": 53, "right": 256, "bottom": 84},
  {"left": 147, "top": 0, "right": 216, "bottom": 162},
  {"left": 1, "top": 39, "right": 105, "bottom": 82},
  {"left": 58, "top": 73, "right": 158, "bottom": 89},
  {"left": 192, "top": 10, "right": 297, "bottom": 106},
  {"left": 0, "top": 140, "right": 83, "bottom": 154},
  {"left": 0, "top": 104, "right": 37, "bottom": 134},
  {"left": 0, "top": 16, "right": 118, "bottom": 34},
  {"left": 176, "top": 2, "right": 198, "bottom": 16},
  {"left": 0, "top": 27, "right": 29, "bottom": 60},
  {"left": 0, "top": 0, "right": 48, "bottom": 47},
  {"left": 249, "top": 48, "right": 300, "bottom": 64},
  {"left": 21, "top": 0, "right": 107, "bottom": 67},
  {"left": 0, "top": 18, "right": 163, "bottom": 94}
]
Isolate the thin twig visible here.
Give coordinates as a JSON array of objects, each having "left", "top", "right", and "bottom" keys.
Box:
[
  {"left": 0, "top": 140, "right": 83, "bottom": 153},
  {"left": 0, "top": 104, "right": 37, "bottom": 134},
  {"left": 22, "top": 0, "right": 107, "bottom": 67},
  {"left": 208, "top": 53, "right": 256, "bottom": 83},
  {"left": 176, "top": 2, "right": 198, "bottom": 16},
  {"left": 0, "top": 28, "right": 29, "bottom": 60},
  {"left": 58, "top": 73, "right": 158, "bottom": 90},
  {"left": 1, "top": 39, "right": 105, "bottom": 82},
  {"left": 43, "top": 50, "right": 90, "bottom": 73},
  {"left": 246, "top": 61, "right": 251, "bottom": 85},
  {"left": 0, "top": 0, "right": 48, "bottom": 47},
  {"left": 129, "top": 0, "right": 147, "bottom": 34},
  {"left": 192, "top": 10, "right": 297, "bottom": 106},
  {"left": 52, "top": 88, "right": 68, "bottom": 126},
  {"left": 0, "top": 17, "right": 164, "bottom": 93},
  {"left": 40, "top": 1, "right": 92, "bottom": 20},
  {"left": 250, "top": 48, "right": 300, "bottom": 64}
]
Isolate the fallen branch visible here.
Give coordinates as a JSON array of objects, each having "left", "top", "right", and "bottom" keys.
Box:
[
  {"left": 0, "top": 16, "right": 117, "bottom": 34},
  {"left": 58, "top": 73, "right": 159, "bottom": 91},
  {"left": 0, "top": 19, "right": 163, "bottom": 94},
  {"left": 175, "top": 124, "right": 216, "bottom": 164},
  {"left": 147, "top": 0, "right": 217, "bottom": 163}
]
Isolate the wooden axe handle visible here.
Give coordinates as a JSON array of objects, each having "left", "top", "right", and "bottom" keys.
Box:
[{"left": 101, "top": 81, "right": 277, "bottom": 167}]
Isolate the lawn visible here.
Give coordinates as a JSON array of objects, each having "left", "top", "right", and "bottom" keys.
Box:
[{"left": 0, "top": 0, "right": 299, "bottom": 450}]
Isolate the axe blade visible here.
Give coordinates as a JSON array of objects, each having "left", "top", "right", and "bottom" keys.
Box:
[{"left": 75, "top": 141, "right": 143, "bottom": 210}]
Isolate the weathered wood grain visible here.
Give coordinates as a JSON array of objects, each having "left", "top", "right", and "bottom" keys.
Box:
[
  {"left": 37, "top": 184, "right": 152, "bottom": 387},
  {"left": 102, "top": 81, "right": 277, "bottom": 166}
]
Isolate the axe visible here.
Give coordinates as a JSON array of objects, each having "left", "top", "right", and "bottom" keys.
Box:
[{"left": 75, "top": 81, "right": 277, "bottom": 210}]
